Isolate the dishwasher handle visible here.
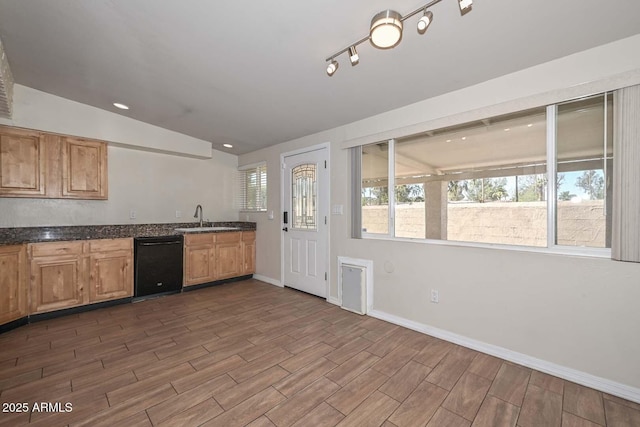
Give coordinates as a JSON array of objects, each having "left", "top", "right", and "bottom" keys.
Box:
[{"left": 138, "top": 241, "right": 182, "bottom": 246}]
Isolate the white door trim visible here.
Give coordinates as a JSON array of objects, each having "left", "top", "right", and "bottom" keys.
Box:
[{"left": 280, "top": 142, "right": 331, "bottom": 300}]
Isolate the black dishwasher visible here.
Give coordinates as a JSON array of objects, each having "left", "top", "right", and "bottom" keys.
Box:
[{"left": 134, "top": 236, "right": 183, "bottom": 298}]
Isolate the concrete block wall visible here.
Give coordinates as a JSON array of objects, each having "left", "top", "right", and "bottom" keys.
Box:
[{"left": 362, "top": 201, "right": 606, "bottom": 248}]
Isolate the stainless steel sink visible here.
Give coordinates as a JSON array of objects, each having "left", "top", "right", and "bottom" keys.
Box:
[{"left": 174, "top": 227, "right": 240, "bottom": 233}]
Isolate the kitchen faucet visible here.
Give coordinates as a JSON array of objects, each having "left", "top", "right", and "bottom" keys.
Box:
[{"left": 193, "top": 204, "right": 203, "bottom": 227}]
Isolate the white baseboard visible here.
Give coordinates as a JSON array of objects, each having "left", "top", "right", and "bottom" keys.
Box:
[
  {"left": 252, "top": 274, "right": 283, "bottom": 288},
  {"left": 326, "top": 296, "right": 341, "bottom": 306},
  {"left": 368, "top": 309, "right": 640, "bottom": 404}
]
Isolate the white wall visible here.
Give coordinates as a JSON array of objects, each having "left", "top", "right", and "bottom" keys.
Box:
[
  {"left": 0, "top": 145, "right": 237, "bottom": 227},
  {"left": 239, "top": 34, "right": 640, "bottom": 398},
  {"left": 0, "top": 87, "right": 238, "bottom": 227}
]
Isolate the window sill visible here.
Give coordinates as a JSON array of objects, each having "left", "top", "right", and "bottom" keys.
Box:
[{"left": 360, "top": 234, "right": 611, "bottom": 259}]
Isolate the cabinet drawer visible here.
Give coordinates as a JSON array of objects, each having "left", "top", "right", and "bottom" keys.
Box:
[
  {"left": 185, "top": 233, "right": 215, "bottom": 246},
  {"left": 241, "top": 231, "right": 255, "bottom": 242},
  {"left": 29, "top": 241, "right": 84, "bottom": 257},
  {"left": 88, "top": 238, "right": 132, "bottom": 253},
  {"left": 216, "top": 232, "right": 241, "bottom": 243}
]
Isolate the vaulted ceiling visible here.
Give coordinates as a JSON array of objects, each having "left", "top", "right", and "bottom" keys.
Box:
[{"left": 0, "top": 0, "right": 639, "bottom": 154}]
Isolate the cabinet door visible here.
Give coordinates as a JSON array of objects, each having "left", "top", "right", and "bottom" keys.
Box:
[
  {"left": 89, "top": 250, "right": 133, "bottom": 302},
  {"left": 0, "top": 245, "right": 28, "bottom": 324},
  {"left": 30, "top": 255, "right": 84, "bottom": 314},
  {"left": 62, "top": 137, "right": 108, "bottom": 199},
  {"left": 0, "top": 127, "right": 45, "bottom": 197},
  {"left": 184, "top": 245, "right": 215, "bottom": 286},
  {"left": 242, "top": 232, "right": 256, "bottom": 275},
  {"left": 216, "top": 242, "right": 241, "bottom": 280}
]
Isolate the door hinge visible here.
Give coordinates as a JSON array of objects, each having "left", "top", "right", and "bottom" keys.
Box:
[
  {"left": 325, "top": 272, "right": 327, "bottom": 280},
  {"left": 324, "top": 160, "right": 327, "bottom": 168},
  {"left": 324, "top": 216, "right": 327, "bottom": 225}
]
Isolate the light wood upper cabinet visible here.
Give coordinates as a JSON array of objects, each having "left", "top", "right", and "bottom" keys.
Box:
[
  {"left": 0, "top": 245, "right": 28, "bottom": 324},
  {"left": 0, "top": 125, "right": 108, "bottom": 200},
  {"left": 241, "top": 231, "right": 256, "bottom": 275},
  {"left": 62, "top": 137, "right": 108, "bottom": 199},
  {"left": 0, "top": 126, "right": 45, "bottom": 197},
  {"left": 28, "top": 238, "right": 133, "bottom": 314}
]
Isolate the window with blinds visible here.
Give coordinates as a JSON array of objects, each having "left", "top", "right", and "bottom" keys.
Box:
[{"left": 237, "top": 163, "right": 267, "bottom": 211}]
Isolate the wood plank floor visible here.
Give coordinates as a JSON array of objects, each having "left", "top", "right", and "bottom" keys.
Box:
[{"left": 1, "top": 279, "right": 639, "bottom": 427}]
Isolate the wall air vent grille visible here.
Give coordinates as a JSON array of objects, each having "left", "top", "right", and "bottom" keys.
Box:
[{"left": 340, "top": 264, "right": 366, "bottom": 315}]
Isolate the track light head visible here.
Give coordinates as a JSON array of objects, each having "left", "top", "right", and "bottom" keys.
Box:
[
  {"left": 348, "top": 46, "right": 359, "bottom": 65},
  {"left": 417, "top": 10, "right": 433, "bottom": 34},
  {"left": 458, "top": 0, "right": 472, "bottom": 16},
  {"left": 326, "top": 59, "right": 339, "bottom": 76},
  {"left": 370, "top": 10, "right": 403, "bottom": 49}
]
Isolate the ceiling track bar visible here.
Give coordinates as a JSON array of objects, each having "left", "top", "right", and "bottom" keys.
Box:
[{"left": 325, "top": 0, "right": 445, "bottom": 62}]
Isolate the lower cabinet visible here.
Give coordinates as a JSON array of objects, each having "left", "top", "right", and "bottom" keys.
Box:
[
  {"left": 88, "top": 239, "right": 133, "bottom": 303},
  {"left": 29, "top": 241, "right": 85, "bottom": 313},
  {"left": 184, "top": 231, "right": 255, "bottom": 287},
  {"left": 1, "top": 230, "right": 255, "bottom": 324},
  {"left": 28, "top": 238, "right": 133, "bottom": 314},
  {"left": 183, "top": 233, "right": 216, "bottom": 286},
  {"left": 241, "top": 231, "right": 256, "bottom": 275},
  {"left": 0, "top": 244, "right": 28, "bottom": 324},
  {"left": 216, "top": 232, "right": 242, "bottom": 280}
]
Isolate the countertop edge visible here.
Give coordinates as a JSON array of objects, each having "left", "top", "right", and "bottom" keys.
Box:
[{"left": 0, "top": 222, "right": 257, "bottom": 246}]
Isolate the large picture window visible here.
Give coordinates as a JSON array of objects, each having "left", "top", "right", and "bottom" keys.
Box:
[{"left": 360, "top": 93, "right": 613, "bottom": 253}]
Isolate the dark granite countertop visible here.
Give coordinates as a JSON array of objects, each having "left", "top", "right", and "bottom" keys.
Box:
[{"left": 0, "top": 221, "right": 256, "bottom": 246}]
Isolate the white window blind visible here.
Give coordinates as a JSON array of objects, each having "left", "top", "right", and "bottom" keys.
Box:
[
  {"left": 237, "top": 163, "right": 267, "bottom": 211},
  {"left": 612, "top": 85, "right": 640, "bottom": 262}
]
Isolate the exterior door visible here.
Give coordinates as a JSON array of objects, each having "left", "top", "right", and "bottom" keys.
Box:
[{"left": 282, "top": 147, "right": 329, "bottom": 298}]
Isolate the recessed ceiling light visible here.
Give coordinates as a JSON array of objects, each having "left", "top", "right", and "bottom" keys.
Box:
[
  {"left": 527, "top": 124, "right": 533, "bottom": 127},
  {"left": 223, "top": 143, "right": 233, "bottom": 148},
  {"left": 504, "top": 128, "right": 510, "bottom": 131},
  {"left": 113, "top": 102, "right": 129, "bottom": 110},
  {"left": 446, "top": 139, "right": 452, "bottom": 143},
  {"left": 461, "top": 137, "right": 467, "bottom": 140}
]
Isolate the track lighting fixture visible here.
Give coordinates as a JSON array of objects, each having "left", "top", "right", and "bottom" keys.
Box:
[
  {"left": 324, "top": 0, "right": 473, "bottom": 76},
  {"left": 348, "top": 46, "right": 359, "bottom": 65},
  {"left": 417, "top": 10, "right": 434, "bottom": 34},
  {"left": 326, "top": 59, "right": 338, "bottom": 76}
]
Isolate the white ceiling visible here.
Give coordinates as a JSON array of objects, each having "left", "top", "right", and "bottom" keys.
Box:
[{"left": 0, "top": 0, "right": 638, "bottom": 155}]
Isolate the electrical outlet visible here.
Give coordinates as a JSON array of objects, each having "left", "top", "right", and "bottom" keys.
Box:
[
  {"left": 129, "top": 210, "right": 136, "bottom": 219},
  {"left": 175, "top": 210, "right": 181, "bottom": 218},
  {"left": 430, "top": 289, "right": 439, "bottom": 303}
]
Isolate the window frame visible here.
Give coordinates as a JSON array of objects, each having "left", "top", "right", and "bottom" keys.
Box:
[
  {"left": 237, "top": 162, "right": 267, "bottom": 212},
  {"left": 360, "top": 96, "right": 612, "bottom": 259}
]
